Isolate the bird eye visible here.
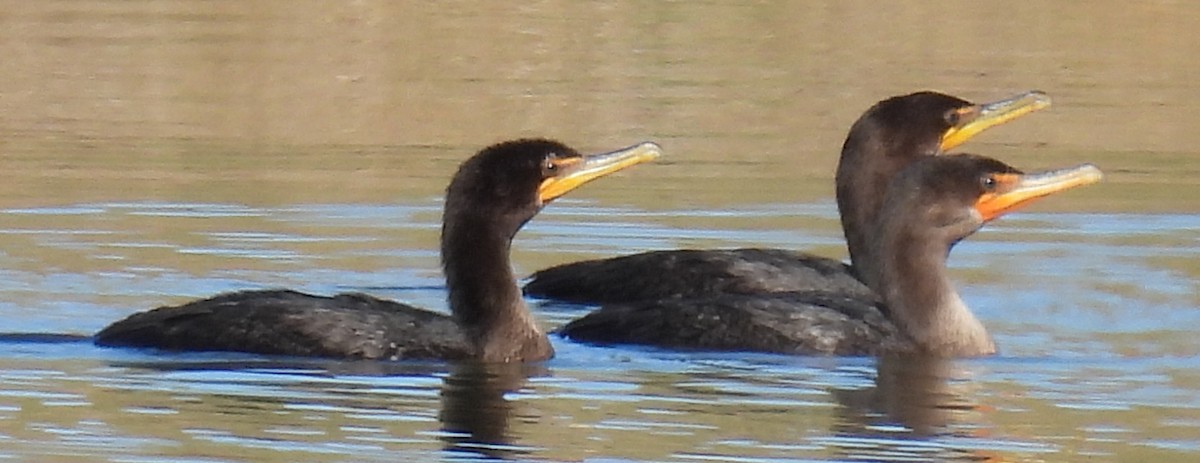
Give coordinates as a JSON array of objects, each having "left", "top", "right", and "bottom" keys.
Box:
[
  {"left": 980, "top": 176, "right": 997, "bottom": 191},
  {"left": 943, "top": 109, "right": 961, "bottom": 127},
  {"left": 542, "top": 156, "right": 559, "bottom": 176}
]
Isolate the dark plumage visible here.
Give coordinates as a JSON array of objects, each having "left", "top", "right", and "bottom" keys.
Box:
[
  {"left": 560, "top": 154, "right": 1102, "bottom": 356},
  {"left": 527, "top": 249, "right": 876, "bottom": 304},
  {"left": 94, "top": 290, "right": 472, "bottom": 360},
  {"left": 95, "top": 139, "right": 662, "bottom": 362},
  {"left": 525, "top": 91, "right": 1050, "bottom": 304},
  {"left": 558, "top": 290, "right": 902, "bottom": 355}
]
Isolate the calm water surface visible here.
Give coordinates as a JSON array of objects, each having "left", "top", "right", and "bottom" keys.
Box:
[{"left": 0, "top": 2, "right": 1198, "bottom": 462}]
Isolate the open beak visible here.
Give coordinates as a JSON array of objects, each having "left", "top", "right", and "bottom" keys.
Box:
[
  {"left": 537, "top": 142, "right": 662, "bottom": 203},
  {"left": 975, "top": 164, "right": 1103, "bottom": 222},
  {"left": 940, "top": 90, "right": 1052, "bottom": 151}
]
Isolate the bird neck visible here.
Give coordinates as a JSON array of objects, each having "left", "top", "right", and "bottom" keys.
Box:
[
  {"left": 836, "top": 126, "right": 938, "bottom": 273},
  {"left": 836, "top": 136, "right": 909, "bottom": 273},
  {"left": 866, "top": 222, "right": 995, "bottom": 357},
  {"left": 836, "top": 160, "right": 889, "bottom": 273},
  {"left": 441, "top": 213, "right": 552, "bottom": 362}
]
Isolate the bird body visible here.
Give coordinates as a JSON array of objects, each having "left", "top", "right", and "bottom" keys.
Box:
[
  {"left": 96, "top": 139, "right": 662, "bottom": 362},
  {"left": 97, "top": 290, "right": 473, "bottom": 360},
  {"left": 526, "top": 91, "right": 1051, "bottom": 304},
  {"left": 560, "top": 155, "right": 1102, "bottom": 357},
  {"left": 525, "top": 248, "right": 875, "bottom": 304}
]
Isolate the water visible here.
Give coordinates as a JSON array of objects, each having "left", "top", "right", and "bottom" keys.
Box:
[{"left": 1, "top": 1, "right": 1198, "bottom": 461}]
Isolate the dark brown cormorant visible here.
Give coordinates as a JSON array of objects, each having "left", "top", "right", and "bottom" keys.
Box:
[
  {"left": 524, "top": 91, "right": 1050, "bottom": 303},
  {"left": 558, "top": 154, "right": 1101, "bottom": 356},
  {"left": 94, "top": 139, "right": 662, "bottom": 362}
]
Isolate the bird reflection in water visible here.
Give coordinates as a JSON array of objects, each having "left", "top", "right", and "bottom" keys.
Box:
[
  {"left": 830, "top": 356, "right": 1005, "bottom": 462},
  {"left": 439, "top": 362, "right": 542, "bottom": 460}
]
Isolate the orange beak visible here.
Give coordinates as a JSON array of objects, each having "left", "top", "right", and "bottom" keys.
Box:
[{"left": 975, "top": 164, "right": 1103, "bottom": 222}]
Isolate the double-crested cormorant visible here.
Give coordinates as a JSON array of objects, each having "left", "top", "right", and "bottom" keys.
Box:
[
  {"left": 524, "top": 91, "right": 1050, "bottom": 304},
  {"left": 94, "top": 139, "right": 662, "bottom": 362},
  {"left": 558, "top": 154, "right": 1102, "bottom": 356}
]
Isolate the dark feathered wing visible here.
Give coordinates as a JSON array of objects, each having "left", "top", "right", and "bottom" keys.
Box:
[
  {"left": 95, "top": 290, "right": 472, "bottom": 360},
  {"left": 524, "top": 248, "right": 875, "bottom": 304},
  {"left": 557, "top": 291, "right": 908, "bottom": 356}
]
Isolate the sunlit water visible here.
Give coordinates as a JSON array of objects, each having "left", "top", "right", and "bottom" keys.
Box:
[
  {"left": 1, "top": 1, "right": 1199, "bottom": 462},
  {"left": 0, "top": 201, "right": 1196, "bottom": 462}
]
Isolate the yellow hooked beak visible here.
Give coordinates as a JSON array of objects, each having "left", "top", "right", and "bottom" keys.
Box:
[
  {"left": 940, "top": 90, "right": 1052, "bottom": 151},
  {"left": 537, "top": 142, "right": 662, "bottom": 203}
]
